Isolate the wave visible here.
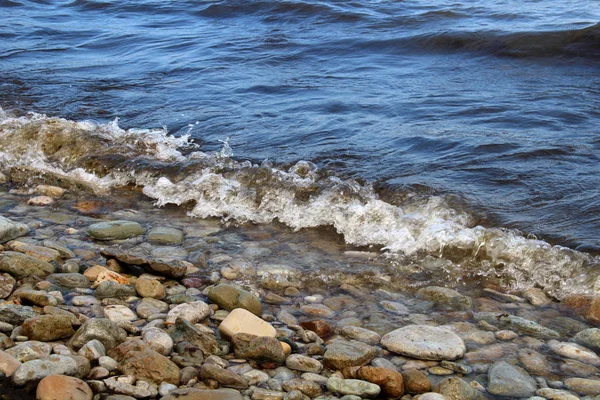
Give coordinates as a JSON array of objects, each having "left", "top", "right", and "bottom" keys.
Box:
[{"left": 0, "top": 109, "right": 598, "bottom": 297}]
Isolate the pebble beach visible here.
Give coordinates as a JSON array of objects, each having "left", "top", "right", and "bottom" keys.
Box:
[{"left": 1, "top": 176, "right": 600, "bottom": 400}]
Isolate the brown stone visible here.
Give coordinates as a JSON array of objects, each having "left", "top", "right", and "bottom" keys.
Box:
[
  {"left": 232, "top": 333, "right": 287, "bottom": 364},
  {"left": 200, "top": 364, "right": 248, "bottom": 389},
  {"left": 135, "top": 277, "right": 166, "bottom": 299},
  {"left": 36, "top": 375, "right": 93, "bottom": 400},
  {"left": 23, "top": 315, "right": 74, "bottom": 342},
  {"left": 160, "top": 388, "right": 243, "bottom": 400},
  {"left": 108, "top": 339, "right": 179, "bottom": 385},
  {"left": 0, "top": 349, "right": 21, "bottom": 377},
  {"left": 323, "top": 340, "right": 377, "bottom": 370},
  {"left": 355, "top": 366, "right": 404, "bottom": 398},
  {"left": 299, "top": 320, "right": 334, "bottom": 338},
  {"left": 402, "top": 369, "right": 431, "bottom": 394}
]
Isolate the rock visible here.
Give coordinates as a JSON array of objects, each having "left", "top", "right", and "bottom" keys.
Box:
[
  {"left": 301, "top": 304, "right": 335, "bottom": 318},
  {"left": 200, "top": 363, "right": 248, "bottom": 389},
  {"left": 219, "top": 308, "right": 277, "bottom": 339},
  {"left": 252, "top": 388, "right": 285, "bottom": 400},
  {"left": 232, "top": 333, "right": 287, "bottom": 364},
  {"left": 282, "top": 378, "right": 323, "bottom": 397},
  {"left": 170, "top": 317, "right": 219, "bottom": 356},
  {"left": 12, "top": 354, "right": 90, "bottom": 386},
  {"left": 345, "top": 366, "right": 404, "bottom": 398},
  {"left": 78, "top": 339, "right": 106, "bottom": 360},
  {"left": 28, "top": 196, "right": 54, "bottom": 206},
  {"left": 435, "top": 377, "right": 483, "bottom": 400},
  {"left": 549, "top": 341, "right": 600, "bottom": 366},
  {"left": 299, "top": 320, "right": 334, "bottom": 338},
  {"left": 48, "top": 273, "right": 90, "bottom": 288},
  {"left": 208, "top": 284, "right": 262, "bottom": 316},
  {"left": 87, "top": 220, "right": 144, "bottom": 240},
  {"left": 339, "top": 326, "right": 381, "bottom": 345},
  {"left": 0, "top": 216, "right": 29, "bottom": 244},
  {"left": 109, "top": 339, "right": 180, "bottom": 385},
  {"left": 159, "top": 382, "right": 178, "bottom": 396},
  {"left": 380, "top": 301, "right": 410, "bottom": 315},
  {"left": 22, "top": 315, "right": 74, "bottom": 341},
  {"left": 136, "top": 297, "right": 169, "bottom": 319},
  {"left": 0, "top": 304, "right": 36, "bottom": 325},
  {"left": 0, "top": 273, "right": 16, "bottom": 298},
  {"left": 95, "top": 280, "right": 136, "bottom": 298},
  {"left": 0, "top": 251, "right": 55, "bottom": 277},
  {"left": 103, "top": 378, "right": 153, "bottom": 398},
  {"left": 69, "top": 318, "right": 127, "bottom": 350},
  {"left": 416, "top": 287, "right": 472, "bottom": 310},
  {"left": 135, "top": 277, "right": 166, "bottom": 299},
  {"left": 474, "top": 312, "right": 559, "bottom": 339},
  {"left": 243, "top": 369, "right": 270, "bottom": 385},
  {"left": 402, "top": 370, "right": 431, "bottom": 394},
  {"left": 0, "top": 349, "right": 21, "bottom": 377},
  {"left": 6, "top": 240, "right": 61, "bottom": 262},
  {"left": 160, "top": 388, "right": 244, "bottom": 400},
  {"left": 327, "top": 377, "right": 381, "bottom": 398},
  {"left": 564, "top": 377, "right": 600, "bottom": 395},
  {"left": 83, "top": 265, "right": 108, "bottom": 281},
  {"left": 5, "top": 341, "right": 52, "bottom": 362},
  {"left": 166, "top": 301, "right": 211, "bottom": 324},
  {"left": 575, "top": 328, "right": 600, "bottom": 353},
  {"left": 18, "top": 290, "right": 57, "bottom": 307},
  {"left": 104, "top": 305, "right": 138, "bottom": 323},
  {"left": 99, "top": 356, "right": 118, "bottom": 371},
  {"left": 523, "top": 288, "right": 552, "bottom": 306},
  {"left": 147, "top": 227, "right": 184, "bottom": 245},
  {"left": 142, "top": 327, "right": 173, "bottom": 355},
  {"left": 286, "top": 354, "right": 323, "bottom": 373},
  {"left": 487, "top": 360, "right": 537, "bottom": 398},
  {"left": 35, "top": 185, "right": 65, "bottom": 198},
  {"left": 36, "top": 375, "right": 93, "bottom": 400},
  {"left": 9, "top": 166, "right": 96, "bottom": 193},
  {"left": 323, "top": 339, "right": 377, "bottom": 370},
  {"left": 100, "top": 248, "right": 188, "bottom": 279},
  {"left": 381, "top": 325, "right": 465, "bottom": 361}
]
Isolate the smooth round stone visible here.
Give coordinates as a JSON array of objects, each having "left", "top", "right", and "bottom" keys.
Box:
[
  {"left": 136, "top": 298, "right": 169, "bottom": 319},
  {"left": 488, "top": 361, "right": 537, "bottom": 398},
  {"left": 166, "top": 301, "right": 211, "bottom": 324},
  {"left": 103, "top": 305, "right": 137, "bottom": 323},
  {"left": 327, "top": 377, "right": 381, "bottom": 398},
  {"left": 135, "top": 278, "right": 166, "bottom": 299},
  {"left": 151, "top": 246, "right": 188, "bottom": 259},
  {"left": 286, "top": 354, "right": 323, "bottom": 373},
  {"left": 147, "top": 227, "right": 184, "bottom": 245},
  {"left": 98, "top": 356, "right": 118, "bottom": 371},
  {"left": 87, "top": 220, "right": 144, "bottom": 241},
  {"left": 142, "top": 328, "right": 173, "bottom": 356},
  {"left": 381, "top": 325, "right": 466, "bottom": 361},
  {"left": 36, "top": 375, "right": 93, "bottom": 400}
]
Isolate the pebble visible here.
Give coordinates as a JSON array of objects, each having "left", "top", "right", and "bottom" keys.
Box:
[
  {"left": 286, "top": 354, "right": 323, "bottom": 373},
  {"left": 166, "top": 301, "right": 211, "bottom": 324},
  {"left": 36, "top": 375, "right": 93, "bottom": 400},
  {"left": 27, "top": 196, "right": 54, "bottom": 206},
  {"left": 487, "top": 360, "right": 537, "bottom": 398},
  {"left": 326, "top": 377, "right": 380, "bottom": 398},
  {"left": 381, "top": 325, "right": 466, "bottom": 361},
  {"left": 323, "top": 339, "right": 377, "bottom": 370}
]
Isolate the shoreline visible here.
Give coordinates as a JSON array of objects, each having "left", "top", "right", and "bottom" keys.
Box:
[{"left": 1, "top": 181, "right": 600, "bottom": 400}]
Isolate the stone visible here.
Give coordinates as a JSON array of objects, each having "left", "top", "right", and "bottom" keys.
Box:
[
  {"left": 135, "top": 277, "right": 166, "bottom": 299},
  {"left": 535, "top": 388, "right": 579, "bottom": 400},
  {"left": 243, "top": 369, "right": 270, "bottom": 385},
  {"left": 159, "top": 382, "right": 178, "bottom": 396},
  {"left": 9, "top": 166, "right": 96, "bottom": 193},
  {"left": 103, "top": 378, "right": 153, "bottom": 398},
  {"left": 0, "top": 273, "right": 16, "bottom": 298},
  {"left": 301, "top": 304, "right": 335, "bottom": 318},
  {"left": 402, "top": 370, "right": 431, "bottom": 394},
  {"left": 323, "top": 339, "right": 377, "bottom": 370},
  {"left": 435, "top": 377, "right": 483, "bottom": 400},
  {"left": 575, "top": 328, "right": 600, "bottom": 353},
  {"left": 549, "top": 341, "right": 600, "bottom": 366},
  {"left": 339, "top": 326, "right": 381, "bottom": 345},
  {"left": 101, "top": 248, "right": 188, "bottom": 279},
  {"left": 170, "top": 317, "right": 219, "bottom": 356},
  {"left": 136, "top": 297, "right": 169, "bottom": 319},
  {"left": 18, "top": 290, "right": 58, "bottom": 307},
  {"left": 36, "top": 375, "right": 93, "bottom": 400},
  {"left": 474, "top": 312, "right": 559, "bottom": 339},
  {"left": 380, "top": 301, "right": 409, "bottom": 315},
  {"left": 219, "top": 308, "right": 277, "bottom": 339},
  {"left": 147, "top": 227, "right": 184, "bottom": 245},
  {"left": 28, "top": 195, "right": 54, "bottom": 206},
  {"left": 35, "top": 184, "right": 65, "bottom": 198},
  {"left": 326, "top": 377, "right": 380, "bottom": 398},
  {"left": 487, "top": 361, "right": 537, "bottom": 398},
  {"left": 142, "top": 327, "right": 173, "bottom": 355},
  {"left": 94, "top": 280, "right": 136, "bottom": 298},
  {"left": 48, "top": 273, "right": 90, "bottom": 288},
  {"left": 5, "top": 341, "right": 52, "bottom": 362},
  {"left": 282, "top": 378, "right": 323, "bottom": 397},
  {"left": 22, "top": 315, "right": 74, "bottom": 341},
  {"left": 87, "top": 220, "right": 144, "bottom": 240},
  {"left": 6, "top": 240, "right": 61, "bottom": 262},
  {"left": 209, "top": 284, "right": 262, "bottom": 316},
  {"left": 346, "top": 366, "right": 404, "bottom": 398},
  {"left": 0, "top": 305, "right": 35, "bottom": 325},
  {"left": 200, "top": 363, "right": 248, "bottom": 389},
  {"left": 232, "top": 333, "right": 287, "bottom": 364},
  {"left": 104, "top": 305, "right": 138, "bottom": 323},
  {"left": 0, "top": 349, "right": 21, "bottom": 377},
  {"left": 99, "top": 356, "right": 118, "bottom": 371},
  {"left": 564, "top": 377, "right": 600, "bottom": 396},
  {"left": 12, "top": 354, "right": 90, "bottom": 386},
  {"left": 0, "top": 251, "right": 55, "bottom": 277},
  {"left": 160, "top": 388, "right": 244, "bottom": 400},
  {"left": 83, "top": 265, "right": 108, "bottom": 281},
  {"left": 416, "top": 286, "right": 472, "bottom": 310},
  {"left": 69, "top": 318, "right": 127, "bottom": 350},
  {"left": 0, "top": 216, "right": 29, "bottom": 244},
  {"left": 299, "top": 320, "right": 334, "bottom": 338},
  {"left": 381, "top": 325, "right": 465, "bottom": 361},
  {"left": 523, "top": 288, "right": 552, "bottom": 306},
  {"left": 252, "top": 388, "right": 285, "bottom": 400},
  {"left": 286, "top": 354, "right": 323, "bottom": 373},
  {"left": 166, "top": 301, "right": 211, "bottom": 324},
  {"left": 78, "top": 339, "right": 106, "bottom": 360},
  {"left": 109, "top": 340, "right": 180, "bottom": 385}
]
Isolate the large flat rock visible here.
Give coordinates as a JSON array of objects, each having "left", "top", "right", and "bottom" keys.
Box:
[{"left": 381, "top": 325, "right": 465, "bottom": 361}]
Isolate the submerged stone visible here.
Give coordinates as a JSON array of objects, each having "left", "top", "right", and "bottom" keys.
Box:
[
  {"left": 0, "top": 216, "right": 29, "bottom": 244},
  {"left": 87, "top": 220, "right": 144, "bottom": 240},
  {"left": 381, "top": 325, "right": 465, "bottom": 361}
]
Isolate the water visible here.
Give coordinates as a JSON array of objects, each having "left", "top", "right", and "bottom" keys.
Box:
[{"left": 1, "top": 0, "right": 600, "bottom": 293}]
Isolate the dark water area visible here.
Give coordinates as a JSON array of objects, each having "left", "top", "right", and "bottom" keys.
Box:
[{"left": 1, "top": 0, "right": 600, "bottom": 252}]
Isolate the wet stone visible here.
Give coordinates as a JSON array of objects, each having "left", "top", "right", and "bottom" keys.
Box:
[
  {"left": 0, "top": 216, "right": 29, "bottom": 244},
  {"left": 5, "top": 341, "right": 52, "bottom": 362},
  {"left": 0, "top": 251, "right": 55, "bottom": 277},
  {"left": 380, "top": 301, "right": 409, "bottom": 315},
  {"left": 565, "top": 377, "right": 600, "bottom": 396},
  {"left": 160, "top": 388, "right": 244, "bottom": 400},
  {"left": 208, "top": 284, "right": 262, "bottom": 316},
  {"left": 474, "top": 312, "right": 560, "bottom": 339},
  {"left": 339, "top": 326, "right": 381, "bottom": 345},
  {"left": 416, "top": 286, "right": 472, "bottom": 311},
  {"left": 326, "top": 377, "right": 380, "bottom": 398},
  {"left": 87, "top": 220, "right": 144, "bottom": 240},
  {"left": 166, "top": 300, "right": 211, "bottom": 324},
  {"left": 487, "top": 360, "right": 537, "bottom": 398},
  {"left": 136, "top": 297, "right": 169, "bottom": 319},
  {"left": 170, "top": 317, "right": 219, "bottom": 356},
  {"left": 286, "top": 354, "right": 323, "bottom": 373},
  {"left": 282, "top": 378, "right": 323, "bottom": 397},
  {"left": 147, "top": 226, "right": 184, "bottom": 245},
  {"left": 0, "top": 273, "right": 16, "bottom": 299},
  {"left": 22, "top": 315, "right": 74, "bottom": 341},
  {"left": 323, "top": 339, "right": 377, "bottom": 370},
  {"left": 435, "top": 376, "right": 484, "bottom": 400},
  {"left": 301, "top": 304, "right": 335, "bottom": 318},
  {"left": 401, "top": 369, "right": 432, "bottom": 394},
  {"left": 69, "top": 318, "right": 127, "bottom": 351},
  {"left": 12, "top": 354, "right": 90, "bottom": 386},
  {"left": 200, "top": 363, "right": 248, "bottom": 389},
  {"left": 48, "top": 273, "right": 90, "bottom": 288},
  {"left": 94, "top": 280, "right": 137, "bottom": 298},
  {"left": 0, "top": 304, "right": 36, "bottom": 325},
  {"left": 381, "top": 325, "right": 465, "bottom": 361},
  {"left": 232, "top": 333, "right": 286, "bottom": 364},
  {"left": 574, "top": 328, "right": 600, "bottom": 353},
  {"left": 36, "top": 375, "right": 93, "bottom": 400},
  {"left": 300, "top": 320, "right": 334, "bottom": 338}
]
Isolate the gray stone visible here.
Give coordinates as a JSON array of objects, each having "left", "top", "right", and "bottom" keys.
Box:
[
  {"left": 326, "top": 377, "right": 380, "bottom": 398},
  {"left": 208, "top": 284, "right": 262, "bottom": 316},
  {"left": 166, "top": 301, "right": 211, "bottom": 324},
  {"left": 95, "top": 280, "right": 136, "bottom": 298},
  {"left": 231, "top": 333, "right": 286, "bottom": 364},
  {"left": 487, "top": 361, "right": 537, "bottom": 398},
  {"left": 87, "top": 220, "right": 144, "bottom": 240},
  {"left": 42, "top": 240, "right": 76, "bottom": 259},
  {"left": 0, "top": 216, "right": 29, "bottom": 244},
  {"left": 147, "top": 227, "right": 184, "bottom": 245},
  {"left": 323, "top": 340, "right": 377, "bottom": 370},
  {"left": 416, "top": 286, "right": 472, "bottom": 310},
  {"left": 104, "top": 379, "right": 153, "bottom": 398},
  {"left": 565, "top": 377, "right": 600, "bottom": 396},
  {"left": 0, "top": 273, "right": 16, "bottom": 299},
  {"left": 160, "top": 388, "right": 243, "bottom": 400},
  {"left": 381, "top": 325, "right": 465, "bottom": 361},
  {"left": 474, "top": 312, "right": 560, "bottom": 339},
  {"left": 282, "top": 378, "right": 323, "bottom": 397},
  {"left": 169, "top": 317, "right": 218, "bottom": 356},
  {"left": 0, "top": 251, "right": 55, "bottom": 277},
  {"left": 136, "top": 298, "right": 169, "bottom": 319},
  {"left": 435, "top": 377, "right": 484, "bottom": 400},
  {"left": 78, "top": 339, "right": 106, "bottom": 361},
  {"left": 12, "top": 354, "right": 90, "bottom": 385},
  {"left": 574, "top": 328, "right": 600, "bottom": 353},
  {"left": 100, "top": 248, "right": 188, "bottom": 279},
  {"left": 339, "top": 326, "right": 381, "bottom": 346},
  {"left": 69, "top": 318, "right": 127, "bottom": 350},
  {"left": 6, "top": 341, "right": 52, "bottom": 362},
  {"left": 286, "top": 354, "right": 323, "bottom": 373},
  {"left": 199, "top": 364, "right": 248, "bottom": 389},
  {"left": 48, "top": 273, "right": 90, "bottom": 288},
  {"left": 0, "top": 304, "right": 35, "bottom": 325}
]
